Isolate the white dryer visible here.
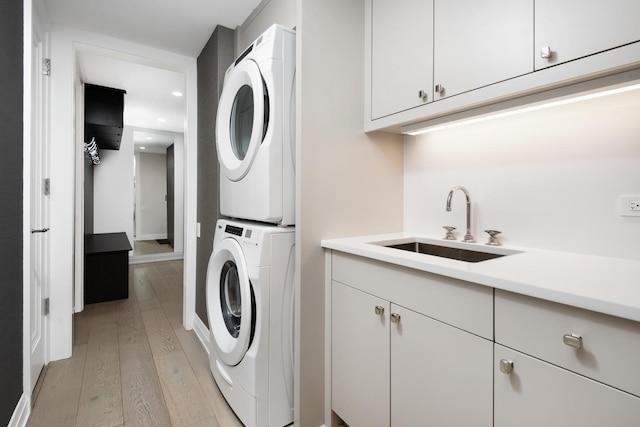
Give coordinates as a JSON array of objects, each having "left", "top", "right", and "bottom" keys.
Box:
[
  {"left": 206, "top": 219, "right": 295, "bottom": 427},
  {"left": 216, "top": 24, "right": 296, "bottom": 226}
]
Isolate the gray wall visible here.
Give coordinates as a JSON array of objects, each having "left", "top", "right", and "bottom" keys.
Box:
[
  {"left": 196, "top": 26, "right": 235, "bottom": 326},
  {"left": 0, "top": 0, "right": 24, "bottom": 423}
]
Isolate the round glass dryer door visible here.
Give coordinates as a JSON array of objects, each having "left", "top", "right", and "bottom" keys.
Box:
[
  {"left": 206, "top": 238, "right": 254, "bottom": 366},
  {"left": 216, "top": 59, "right": 267, "bottom": 182}
]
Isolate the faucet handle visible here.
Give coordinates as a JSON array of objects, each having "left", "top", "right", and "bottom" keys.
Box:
[
  {"left": 443, "top": 226, "right": 456, "bottom": 240},
  {"left": 484, "top": 230, "right": 502, "bottom": 246}
]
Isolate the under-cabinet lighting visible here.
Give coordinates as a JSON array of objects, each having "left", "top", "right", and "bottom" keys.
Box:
[
  {"left": 140, "top": 146, "right": 146, "bottom": 150},
  {"left": 145, "top": 137, "right": 153, "bottom": 140},
  {"left": 172, "top": 91, "right": 183, "bottom": 97},
  {"left": 156, "top": 118, "right": 165, "bottom": 122},
  {"left": 402, "top": 82, "right": 640, "bottom": 136}
]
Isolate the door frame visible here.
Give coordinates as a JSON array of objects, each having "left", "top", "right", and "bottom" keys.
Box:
[
  {"left": 24, "top": 0, "right": 51, "bottom": 403},
  {"left": 43, "top": 28, "right": 198, "bottom": 361}
]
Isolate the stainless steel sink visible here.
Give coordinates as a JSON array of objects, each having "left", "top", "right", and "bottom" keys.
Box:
[{"left": 375, "top": 239, "right": 520, "bottom": 263}]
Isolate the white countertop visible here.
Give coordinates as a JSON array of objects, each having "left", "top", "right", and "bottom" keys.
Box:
[{"left": 321, "top": 232, "right": 640, "bottom": 323}]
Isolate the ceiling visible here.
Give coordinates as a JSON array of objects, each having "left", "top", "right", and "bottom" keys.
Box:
[{"left": 44, "top": 0, "right": 262, "bottom": 151}]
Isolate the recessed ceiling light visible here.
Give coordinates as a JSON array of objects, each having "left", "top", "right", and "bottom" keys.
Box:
[
  {"left": 172, "top": 91, "right": 183, "bottom": 97},
  {"left": 146, "top": 137, "right": 153, "bottom": 140},
  {"left": 157, "top": 118, "right": 165, "bottom": 122},
  {"left": 140, "top": 146, "right": 146, "bottom": 150}
]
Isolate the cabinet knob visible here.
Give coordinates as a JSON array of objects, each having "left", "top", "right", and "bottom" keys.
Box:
[
  {"left": 435, "top": 84, "right": 445, "bottom": 96},
  {"left": 418, "top": 90, "right": 428, "bottom": 101},
  {"left": 390, "top": 313, "right": 401, "bottom": 324},
  {"left": 563, "top": 333, "right": 583, "bottom": 349},
  {"left": 541, "top": 46, "right": 553, "bottom": 59},
  {"left": 499, "top": 359, "right": 514, "bottom": 375},
  {"left": 374, "top": 305, "right": 385, "bottom": 315}
]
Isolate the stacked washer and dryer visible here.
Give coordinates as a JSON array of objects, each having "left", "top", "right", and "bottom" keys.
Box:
[{"left": 206, "top": 24, "right": 296, "bottom": 427}]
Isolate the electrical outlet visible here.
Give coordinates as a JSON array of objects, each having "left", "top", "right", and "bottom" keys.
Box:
[{"left": 619, "top": 196, "right": 640, "bottom": 217}]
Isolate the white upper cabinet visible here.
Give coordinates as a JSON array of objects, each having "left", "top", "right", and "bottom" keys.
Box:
[
  {"left": 371, "top": 0, "right": 434, "bottom": 119},
  {"left": 365, "top": 0, "right": 640, "bottom": 133},
  {"left": 433, "top": 0, "right": 533, "bottom": 99},
  {"left": 535, "top": 0, "right": 640, "bottom": 70}
]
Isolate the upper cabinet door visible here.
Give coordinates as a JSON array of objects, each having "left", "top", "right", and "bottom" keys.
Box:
[
  {"left": 535, "top": 0, "right": 640, "bottom": 70},
  {"left": 371, "top": 0, "right": 434, "bottom": 120},
  {"left": 433, "top": 0, "right": 533, "bottom": 100}
]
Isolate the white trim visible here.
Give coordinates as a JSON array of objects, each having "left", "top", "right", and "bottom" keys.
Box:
[
  {"left": 8, "top": 393, "right": 29, "bottom": 427},
  {"left": 23, "top": 0, "right": 33, "bottom": 410},
  {"left": 135, "top": 233, "right": 169, "bottom": 241},
  {"left": 129, "top": 252, "right": 184, "bottom": 264},
  {"left": 192, "top": 314, "right": 211, "bottom": 356}
]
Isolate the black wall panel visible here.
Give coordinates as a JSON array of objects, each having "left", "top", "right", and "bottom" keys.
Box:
[
  {"left": 0, "top": 0, "right": 24, "bottom": 423},
  {"left": 196, "top": 26, "right": 235, "bottom": 326}
]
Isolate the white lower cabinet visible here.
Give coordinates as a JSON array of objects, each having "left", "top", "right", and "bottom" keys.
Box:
[
  {"left": 331, "top": 281, "right": 389, "bottom": 427},
  {"left": 495, "top": 289, "right": 640, "bottom": 426},
  {"left": 327, "top": 251, "right": 640, "bottom": 427},
  {"left": 331, "top": 280, "right": 492, "bottom": 427},
  {"left": 391, "top": 305, "right": 493, "bottom": 427},
  {"left": 495, "top": 345, "right": 640, "bottom": 427}
]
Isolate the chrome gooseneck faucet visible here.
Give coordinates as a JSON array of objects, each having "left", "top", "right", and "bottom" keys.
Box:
[{"left": 446, "top": 185, "right": 475, "bottom": 243}]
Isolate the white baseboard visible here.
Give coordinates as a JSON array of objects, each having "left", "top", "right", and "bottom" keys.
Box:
[
  {"left": 129, "top": 252, "right": 184, "bottom": 264},
  {"left": 8, "top": 393, "right": 29, "bottom": 427},
  {"left": 135, "top": 234, "right": 168, "bottom": 241},
  {"left": 192, "top": 314, "right": 210, "bottom": 356}
]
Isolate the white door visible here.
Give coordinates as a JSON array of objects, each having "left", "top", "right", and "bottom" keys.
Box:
[
  {"left": 215, "top": 59, "right": 266, "bottom": 181},
  {"left": 206, "top": 237, "right": 255, "bottom": 366},
  {"left": 29, "top": 31, "right": 49, "bottom": 391}
]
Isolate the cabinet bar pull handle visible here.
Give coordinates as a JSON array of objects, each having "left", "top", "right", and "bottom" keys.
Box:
[
  {"left": 499, "top": 359, "right": 514, "bottom": 374},
  {"left": 541, "top": 46, "right": 552, "bottom": 59},
  {"left": 390, "top": 313, "right": 401, "bottom": 323},
  {"left": 435, "top": 84, "right": 445, "bottom": 95},
  {"left": 563, "top": 333, "right": 583, "bottom": 349},
  {"left": 418, "top": 90, "right": 428, "bottom": 101},
  {"left": 31, "top": 228, "right": 49, "bottom": 234},
  {"left": 374, "top": 305, "right": 385, "bottom": 315}
]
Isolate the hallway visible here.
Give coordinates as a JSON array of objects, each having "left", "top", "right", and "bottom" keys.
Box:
[{"left": 28, "top": 260, "right": 242, "bottom": 427}]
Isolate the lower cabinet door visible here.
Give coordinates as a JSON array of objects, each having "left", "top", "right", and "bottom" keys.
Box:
[
  {"left": 391, "top": 305, "right": 493, "bottom": 427},
  {"left": 495, "top": 344, "right": 640, "bottom": 427},
  {"left": 332, "top": 281, "right": 390, "bottom": 427}
]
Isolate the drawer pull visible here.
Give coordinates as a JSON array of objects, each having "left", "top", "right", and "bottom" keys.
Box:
[
  {"left": 499, "top": 359, "right": 514, "bottom": 375},
  {"left": 563, "top": 333, "right": 583, "bottom": 349},
  {"left": 374, "top": 305, "right": 385, "bottom": 315},
  {"left": 390, "top": 313, "right": 401, "bottom": 324}
]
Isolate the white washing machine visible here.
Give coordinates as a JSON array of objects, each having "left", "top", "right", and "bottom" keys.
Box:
[
  {"left": 206, "top": 219, "right": 295, "bottom": 427},
  {"left": 216, "top": 24, "right": 296, "bottom": 226}
]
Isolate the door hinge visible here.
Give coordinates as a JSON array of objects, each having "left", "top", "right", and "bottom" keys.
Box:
[
  {"left": 44, "top": 298, "right": 50, "bottom": 316},
  {"left": 44, "top": 178, "right": 50, "bottom": 196},
  {"left": 43, "top": 58, "right": 51, "bottom": 76}
]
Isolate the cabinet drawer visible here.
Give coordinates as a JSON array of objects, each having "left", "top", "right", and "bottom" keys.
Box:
[
  {"left": 495, "top": 289, "right": 640, "bottom": 396},
  {"left": 331, "top": 252, "right": 493, "bottom": 339},
  {"left": 495, "top": 345, "right": 640, "bottom": 427}
]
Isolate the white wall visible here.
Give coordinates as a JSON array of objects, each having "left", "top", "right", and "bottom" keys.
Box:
[
  {"left": 405, "top": 89, "right": 640, "bottom": 260},
  {"left": 297, "top": 0, "right": 404, "bottom": 426},
  {"left": 93, "top": 127, "right": 135, "bottom": 244},
  {"left": 136, "top": 151, "right": 168, "bottom": 239}
]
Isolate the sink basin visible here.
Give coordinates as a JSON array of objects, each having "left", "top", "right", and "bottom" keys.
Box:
[{"left": 373, "top": 239, "right": 520, "bottom": 263}]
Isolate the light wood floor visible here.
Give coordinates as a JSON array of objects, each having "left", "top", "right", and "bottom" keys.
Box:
[
  {"left": 28, "top": 260, "right": 243, "bottom": 427},
  {"left": 133, "top": 240, "right": 174, "bottom": 256}
]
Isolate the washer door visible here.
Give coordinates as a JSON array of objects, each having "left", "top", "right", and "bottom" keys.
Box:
[
  {"left": 206, "top": 238, "right": 255, "bottom": 366},
  {"left": 216, "top": 59, "right": 267, "bottom": 182}
]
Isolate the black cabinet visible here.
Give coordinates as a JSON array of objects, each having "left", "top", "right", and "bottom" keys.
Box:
[
  {"left": 84, "top": 84, "right": 126, "bottom": 150},
  {"left": 84, "top": 233, "right": 132, "bottom": 304}
]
